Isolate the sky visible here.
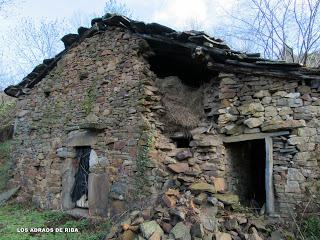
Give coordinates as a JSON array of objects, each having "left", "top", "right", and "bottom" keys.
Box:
[
  {"left": 1, "top": 0, "right": 318, "bottom": 89},
  {"left": 1, "top": 0, "right": 236, "bottom": 32},
  {"left": 0, "top": 0, "right": 239, "bottom": 89}
]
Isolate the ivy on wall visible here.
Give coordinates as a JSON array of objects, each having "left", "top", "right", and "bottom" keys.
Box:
[
  {"left": 134, "top": 125, "right": 155, "bottom": 197},
  {"left": 82, "top": 79, "right": 98, "bottom": 115}
]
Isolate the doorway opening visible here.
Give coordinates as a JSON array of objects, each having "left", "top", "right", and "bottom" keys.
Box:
[
  {"left": 226, "top": 139, "right": 266, "bottom": 209},
  {"left": 71, "top": 146, "right": 91, "bottom": 209}
]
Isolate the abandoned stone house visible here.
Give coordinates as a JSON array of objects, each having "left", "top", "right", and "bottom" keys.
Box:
[{"left": 4, "top": 15, "right": 320, "bottom": 218}]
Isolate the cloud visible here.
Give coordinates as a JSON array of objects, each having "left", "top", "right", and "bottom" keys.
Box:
[
  {"left": 153, "top": 0, "right": 208, "bottom": 28},
  {"left": 150, "top": 0, "right": 235, "bottom": 32}
]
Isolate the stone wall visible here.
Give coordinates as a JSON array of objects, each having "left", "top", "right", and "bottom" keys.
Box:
[
  {"left": 218, "top": 72, "right": 320, "bottom": 215},
  {"left": 140, "top": 74, "right": 227, "bottom": 194},
  {"left": 8, "top": 26, "right": 320, "bottom": 218},
  {"left": 9, "top": 27, "right": 164, "bottom": 215}
]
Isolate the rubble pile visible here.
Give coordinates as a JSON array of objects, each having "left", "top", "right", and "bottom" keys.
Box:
[{"left": 106, "top": 188, "right": 276, "bottom": 240}]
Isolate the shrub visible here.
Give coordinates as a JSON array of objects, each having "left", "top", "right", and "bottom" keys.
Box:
[{"left": 0, "top": 93, "right": 16, "bottom": 127}]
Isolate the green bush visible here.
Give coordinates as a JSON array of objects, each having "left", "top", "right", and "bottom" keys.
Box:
[
  {"left": 302, "top": 215, "right": 320, "bottom": 240},
  {"left": 0, "top": 101, "right": 15, "bottom": 117},
  {"left": 0, "top": 96, "right": 16, "bottom": 127}
]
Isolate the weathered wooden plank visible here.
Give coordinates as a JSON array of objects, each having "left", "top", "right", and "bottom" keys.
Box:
[
  {"left": 222, "top": 131, "right": 289, "bottom": 143},
  {"left": 256, "top": 61, "right": 302, "bottom": 67},
  {"left": 207, "top": 62, "right": 320, "bottom": 81},
  {"left": 265, "top": 136, "right": 275, "bottom": 214}
]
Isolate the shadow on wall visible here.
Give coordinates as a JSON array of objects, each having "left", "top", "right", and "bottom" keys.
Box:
[{"left": 225, "top": 139, "right": 266, "bottom": 209}]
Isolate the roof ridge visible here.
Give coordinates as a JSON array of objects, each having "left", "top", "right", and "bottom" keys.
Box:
[{"left": 4, "top": 14, "right": 319, "bottom": 97}]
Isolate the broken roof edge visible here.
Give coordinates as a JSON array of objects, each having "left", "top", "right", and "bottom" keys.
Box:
[{"left": 4, "top": 13, "right": 320, "bottom": 98}]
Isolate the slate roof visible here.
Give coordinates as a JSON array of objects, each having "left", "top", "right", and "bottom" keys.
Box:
[{"left": 5, "top": 14, "right": 320, "bottom": 97}]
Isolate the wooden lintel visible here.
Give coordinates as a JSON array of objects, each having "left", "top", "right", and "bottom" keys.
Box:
[{"left": 222, "top": 131, "right": 290, "bottom": 143}]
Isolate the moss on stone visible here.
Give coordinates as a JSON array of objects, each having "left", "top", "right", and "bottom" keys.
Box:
[{"left": 82, "top": 79, "right": 98, "bottom": 115}]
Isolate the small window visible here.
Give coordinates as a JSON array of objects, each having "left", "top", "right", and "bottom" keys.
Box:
[{"left": 171, "top": 132, "right": 193, "bottom": 148}]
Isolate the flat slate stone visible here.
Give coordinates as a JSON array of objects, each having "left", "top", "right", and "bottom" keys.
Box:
[
  {"left": 261, "top": 120, "right": 306, "bottom": 132},
  {"left": 65, "top": 208, "right": 89, "bottom": 218},
  {"left": 140, "top": 220, "right": 164, "bottom": 239},
  {"left": 214, "top": 193, "right": 239, "bottom": 205},
  {"left": 61, "top": 159, "right": 76, "bottom": 210},
  {"left": 199, "top": 207, "right": 218, "bottom": 232},
  {"left": 189, "top": 182, "right": 216, "bottom": 193},
  {"left": 168, "top": 163, "right": 189, "bottom": 173},
  {"left": 170, "top": 222, "right": 191, "bottom": 240},
  {"left": 215, "top": 232, "right": 232, "bottom": 240},
  {"left": 61, "top": 34, "right": 79, "bottom": 48},
  {"left": 66, "top": 130, "right": 97, "bottom": 147},
  {"left": 88, "top": 173, "right": 109, "bottom": 216},
  {"left": 0, "top": 186, "right": 20, "bottom": 206}
]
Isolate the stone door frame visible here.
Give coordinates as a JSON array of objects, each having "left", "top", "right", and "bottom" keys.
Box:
[
  {"left": 62, "top": 129, "right": 98, "bottom": 211},
  {"left": 60, "top": 129, "right": 108, "bottom": 216}
]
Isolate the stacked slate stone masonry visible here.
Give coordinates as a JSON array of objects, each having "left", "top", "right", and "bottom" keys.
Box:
[
  {"left": 217, "top": 73, "right": 320, "bottom": 215},
  {"left": 4, "top": 14, "right": 320, "bottom": 226}
]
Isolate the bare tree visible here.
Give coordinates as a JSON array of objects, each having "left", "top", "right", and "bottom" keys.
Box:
[
  {"left": 0, "top": 52, "right": 12, "bottom": 90},
  {"left": 104, "top": 0, "right": 132, "bottom": 17},
  {"left": 184, "top": 18, "right": 204, "bottom": 31},
  {"left": 68, "top": 11, "right": 100, "bottom": 29},
  {"left": 305, "top": 51, "right": 320, "bottom": 67},
  {"left": 0, "top": 17, "right": 70, "bottom": 89},
  {"left": 0, "top": 0, "right": 10, "bottom": 9},
  {"left": 224, "top": 0, "right": 320, "bottom": 66},
  {"left": 5, "top": 18, "right": 67, "bottom": 78},
  {"left": 0, "top": 0, "right": 15, "bottom": 14},
  {"left": 0, "top": 0, "right": 16, "bottom": 88},
  {"left": 0, "top": 2, "right": 133, "bottom": 90}
]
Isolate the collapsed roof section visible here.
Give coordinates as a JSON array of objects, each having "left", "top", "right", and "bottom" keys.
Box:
[{"left": 5, "top": 14, "right": 320, "bottom": 97}]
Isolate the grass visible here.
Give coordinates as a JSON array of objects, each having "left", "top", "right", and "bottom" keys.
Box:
[
  {"left": 0, "top": 140, "right": 13, "bottom": 192},
  {"left": 301, "top": 215, "right": 320, "bottom": 240},
  {"left": 0, "top": 202, "right": 111, "bottom": 240}
]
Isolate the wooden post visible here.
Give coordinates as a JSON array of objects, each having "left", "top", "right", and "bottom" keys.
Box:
[{"left": 265, "top": 136, "right": 275, "bottom": 214}]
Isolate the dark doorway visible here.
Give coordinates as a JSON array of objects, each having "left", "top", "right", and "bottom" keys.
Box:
[
  {"left": 71, "top": 146, "right": 91, "bottom": 208},
  {"left": 226, "top": 139, "right": 266, "bottom": 208}
]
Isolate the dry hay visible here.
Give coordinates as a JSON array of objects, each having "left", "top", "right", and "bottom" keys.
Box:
[{"left": 155, "top": 76, "right": 203, "bottom": 129}]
